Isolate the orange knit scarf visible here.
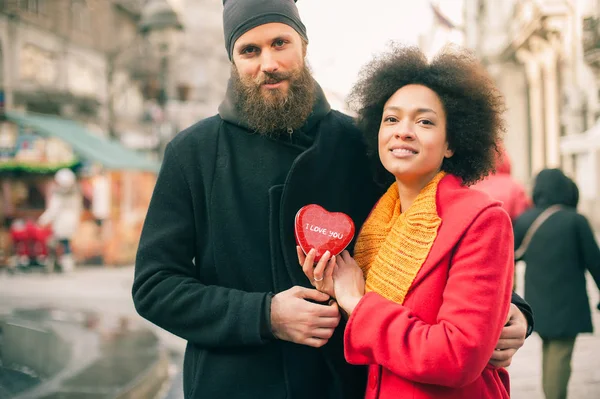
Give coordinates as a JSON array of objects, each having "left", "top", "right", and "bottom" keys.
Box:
[{"left": 353, "top": 172, "right": 445, "bottom": 304}]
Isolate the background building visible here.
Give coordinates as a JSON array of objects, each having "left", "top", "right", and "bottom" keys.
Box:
[
  {"left": 463, "top": 0, "right": 600, "bottom": 228},
  {"left": 168, "top": 0, "right": 229, "bottom": 127},
  {"left": 0, "top": 0, "right": 231, "bottom": 156},
  {"left": 0, "top": 0, "right": 113, "bottom": 128}
]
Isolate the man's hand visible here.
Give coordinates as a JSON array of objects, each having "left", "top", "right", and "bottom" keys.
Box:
[
  {"left": 271, "top": 286, "right": 341, "bottom": 348},
  {"left": 489, "top": 303, "right": 528, "bottom": 367}
]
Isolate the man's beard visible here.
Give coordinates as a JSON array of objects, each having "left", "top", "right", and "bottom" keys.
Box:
[{"left": 231, "top": 62, "right": 316, "bottom": 136}]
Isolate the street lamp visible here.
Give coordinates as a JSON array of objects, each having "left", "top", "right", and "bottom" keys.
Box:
[{"left": 138, "top": 0, "right": 183, "bottom": 159}]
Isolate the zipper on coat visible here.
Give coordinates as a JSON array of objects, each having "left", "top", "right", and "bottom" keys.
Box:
[{"left": 287, "top": 127, "right": 293, "bottom": 143}]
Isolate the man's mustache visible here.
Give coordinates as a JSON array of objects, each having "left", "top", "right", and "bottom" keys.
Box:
[{"left": 255, "top": 71, "right": 293, "bottom": 85}]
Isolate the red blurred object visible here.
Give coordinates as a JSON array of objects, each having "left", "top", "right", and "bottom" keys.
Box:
[{"left": 10, "top": 219, "right": 52, "bottom": 264}]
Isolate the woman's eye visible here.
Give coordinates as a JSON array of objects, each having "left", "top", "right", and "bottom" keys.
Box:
[
  {"left": 419, "top": 119, "right": 434, "bottom": 126},
  {"left": 384, "top": 116, "right": 398, "bottom": 123}
]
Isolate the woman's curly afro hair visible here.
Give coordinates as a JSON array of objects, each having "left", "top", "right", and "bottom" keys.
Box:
[{"left": 347, "top": 44, "right": 506, "bottom": 187}]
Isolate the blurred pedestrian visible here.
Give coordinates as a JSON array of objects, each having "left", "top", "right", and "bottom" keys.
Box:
[
  {"left": 92, "top": 169, "right": 110, "bottom": 229},
  {"left": 514, "top": 168, "right": 600, "bottom": 399},
  {"left": 38, "top": 168, "right": 82, "bottom": 272},
  {"left": 472, "top": 148, "right": 531, "bottom": 222},
  {"left": 91, "top": 168, "right": 110, "bottom": 266}
]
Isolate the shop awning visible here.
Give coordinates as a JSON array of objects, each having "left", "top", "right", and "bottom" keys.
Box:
[{"left": 4, "top": 111, "right": 160, "bottom": 173}]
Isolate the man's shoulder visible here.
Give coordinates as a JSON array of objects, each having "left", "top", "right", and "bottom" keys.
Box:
[
  {"left": 325, "top": 110, "right": 364, "bottom": 141},
  {"left": 328, "top": 109, "right": 357, "bottom": 128},
  {"left": 170, "top": 114, "right": 223, "bottom": 149}
]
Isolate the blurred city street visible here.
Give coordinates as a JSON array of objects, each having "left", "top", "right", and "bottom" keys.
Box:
[
  {"left": 0, "top": 266, "right": 186, "bottom": 399},
  {"left": 2, "top": 0, "right": 600, "bottom": 398},
  {"left": 1, "top": 263, "right": 600, "bottom": 398}
]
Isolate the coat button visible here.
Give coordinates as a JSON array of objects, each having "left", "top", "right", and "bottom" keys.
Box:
[{"left": 369, "top": 373, "right": 378, "bottom": 389}]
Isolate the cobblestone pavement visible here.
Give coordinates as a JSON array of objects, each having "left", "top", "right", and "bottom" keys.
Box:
[{"left": 1, "top": 265, "right": 600, "bottom": 398}]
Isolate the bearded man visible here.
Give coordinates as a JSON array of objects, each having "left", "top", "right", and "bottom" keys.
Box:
[{"left": 132, "top": 1, "right": 533, "bottom": 398}]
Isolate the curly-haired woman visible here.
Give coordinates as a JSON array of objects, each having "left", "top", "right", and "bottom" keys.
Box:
[{"left": 299, "top": 45, "right": 514, "bottom": 398}]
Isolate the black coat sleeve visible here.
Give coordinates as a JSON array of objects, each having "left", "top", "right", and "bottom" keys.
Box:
[
  {"left": 511, "top": 291, "right": 534, "bottom": 337},
  {"left": 576, "top": 214, "right": 600, "bottom": 290},
  {"left": 132, "top": 143, "right": 272, "bottom": 348},
  {"left": 511, "top": 213, "right": 535, "bottom": 336}
]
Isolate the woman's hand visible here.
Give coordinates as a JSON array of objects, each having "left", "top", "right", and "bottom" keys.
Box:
[
  {"left": 297, "top": 246, "right": 336, "bottom": 299},
  {"left": 332, "top": 250, "right": 365, "bottom": 316}
]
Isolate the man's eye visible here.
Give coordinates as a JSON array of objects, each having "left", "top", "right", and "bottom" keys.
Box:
[
  {"left": 242, "top": 47, "right": 257, "bottom": 54},
  {"left": 274, "top": 39, "right": 286, "bottom": 47}
]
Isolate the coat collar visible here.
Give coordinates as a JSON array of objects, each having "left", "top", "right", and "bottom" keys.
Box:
[
  {"left": 409, "top": 174, "right": 501, "bottom": 288},
  {"left": 278, "top": 114, "right": 345, "bottom": 284}
]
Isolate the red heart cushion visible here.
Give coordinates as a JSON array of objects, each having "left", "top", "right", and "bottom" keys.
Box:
[{"left": 295, "top": 204, "right": 355, "bottom": 262}]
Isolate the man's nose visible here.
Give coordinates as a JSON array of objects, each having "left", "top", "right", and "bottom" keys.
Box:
[{"left": 260, "top": 50, "right": 279, "bottom": 73}]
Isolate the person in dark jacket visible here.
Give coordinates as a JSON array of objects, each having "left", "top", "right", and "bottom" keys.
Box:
[
  {"left": 514, "top": 168, "right": 600, "bottom": 399},
  {"left": 132, "top": 1, "right": 533, "bottom": 398}
]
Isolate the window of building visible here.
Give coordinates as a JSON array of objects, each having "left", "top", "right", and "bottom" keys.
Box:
[
  {"left": 19, "top": 0, "right": 43, "bottom": 14},
  {"left": 71, "top": 0, "right": 92, "bottom": 32}
]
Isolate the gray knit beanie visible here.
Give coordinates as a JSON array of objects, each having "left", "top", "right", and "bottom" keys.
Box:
[{"left": 223, "top": 0, "right": 308, "bottom": 61}]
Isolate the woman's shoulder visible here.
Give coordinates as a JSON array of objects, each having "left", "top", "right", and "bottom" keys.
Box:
[
  {"left": 434, "top": 174, "right": 509, "bottom": 243},
  {"left": 438, "top": 174, "right": 502, "bottom": 215},
  {"left": 425, "top": 176, "right": 511, "bottom": 268}
]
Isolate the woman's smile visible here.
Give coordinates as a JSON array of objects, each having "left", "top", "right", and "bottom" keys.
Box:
[{"left": 389, "top": 145, "right": 419, "bottom": 158}]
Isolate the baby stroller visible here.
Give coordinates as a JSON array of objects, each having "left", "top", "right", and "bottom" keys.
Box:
[{"left": 9, "top": 219, "right": 54, "bottom": 273}]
